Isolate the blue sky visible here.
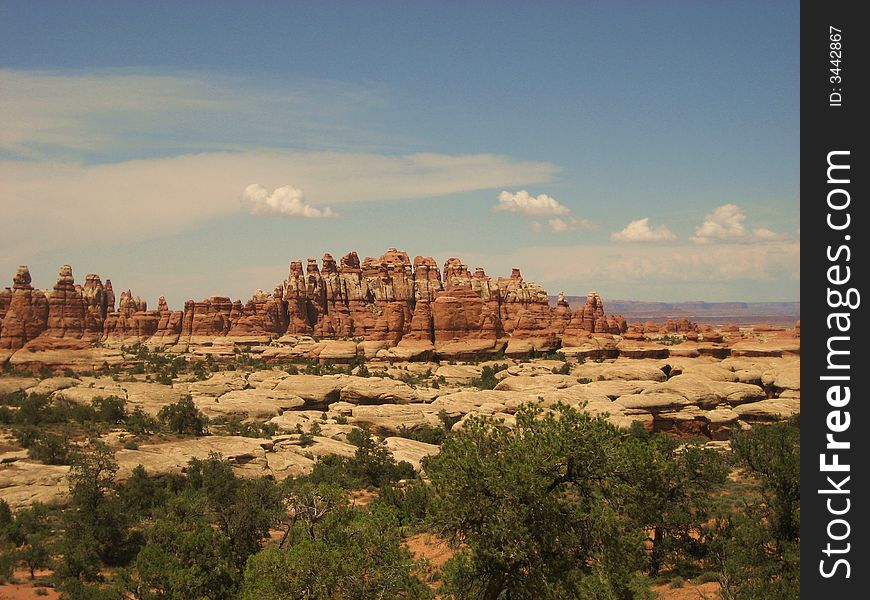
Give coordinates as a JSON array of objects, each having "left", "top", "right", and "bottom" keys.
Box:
[{"left": 0, "top": 1, "right": 799, "bottom": 307}]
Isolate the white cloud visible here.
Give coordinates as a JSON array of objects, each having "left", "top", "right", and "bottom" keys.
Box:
[
  {"left": 494, "top": 190, "right": 571, "bottom": 216},
  {"left": 611, "top": 218, "right": 676, "bottom": 242},
  {"left": 497, "top": 190, "right": 595, "bottom": 234},
  {"left": 691, "top": 204, "right": 792, "bottom": 244},
  {"left": 690, "top": 204, "right": 747, "bottom": 243},
  {"left": 242, "top": 184, "right": 336, "bottom": 218}
]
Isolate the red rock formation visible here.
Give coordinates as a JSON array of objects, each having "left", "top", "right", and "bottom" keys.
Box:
[
  {"left": 181, "top": 296, "right": 234, "bottom": 339},
  {"left": 103, "top": 290, "right": 158, "bottom": 340},
  {"left": 443, "top": 258, "right": 473, "bottom": 290},
  {"left": 663, "top": 318, "right": 698, "bottom": 334},
  {"left": 0, "top": 266, "right": 49, "bottom": 349},
  {"left": 413, "top": 256, "right": 442, "bottom": 302},
  {"left": 44, "top": 265, "right": 87, "bottom": 339},
  {"left": 494, "top": 268, "right": 554, "bottom": 338},
  {"left": 81, "top": 274, "right": 110, "bottom": 341},
  {"left": 151, "top": 296, "right": 184, "bottom": 346},
  {"left": 432, "top": 287, "right": 503, "bottom": 342},
  {"left": 104, "top": 280, "right": 116, "bottom": 312},
  {"left": 228, "top": 289, "right": 288, "bottom": 337},
  {"left": 282, "top": 261, "right": 312, "bottom": 335},
  {"left": 1, "top": 250, "right": 631, "bottom": 357},
  {"left": 560, "top": 292, "right": 625, "bottom": 344},
  {"left": 0, "top": 287, "right": 12, "bottom": 323}
]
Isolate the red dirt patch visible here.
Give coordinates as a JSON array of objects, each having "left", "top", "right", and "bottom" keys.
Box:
[
  {"left": 651, "top": 581, "right": 720, "bottom": 599},
  {"left": 348, "top": 489, "right": 378, "bottom": 508},
  {"left": 0, "top": 570, "right": 59, "bottom": 600},
  {"left": 404, "top": 532, "right": 454, "bottom": 571}
]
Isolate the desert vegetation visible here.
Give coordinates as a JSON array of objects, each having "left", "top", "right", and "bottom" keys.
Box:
[{"left": 0, "top": 389, "right": 799, "bottom": 598}]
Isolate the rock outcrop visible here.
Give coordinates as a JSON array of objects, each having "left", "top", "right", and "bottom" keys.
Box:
[
  {"left": 0, "top": 266, "right": 49, "bottom": 350},
  {"left": 0, "top": 250, "right": 631, "bottom": 365}
]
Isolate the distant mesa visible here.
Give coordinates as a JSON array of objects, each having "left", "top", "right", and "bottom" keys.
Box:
[{"left": 552, "top": 296, "right": 800, "bottom": 327}]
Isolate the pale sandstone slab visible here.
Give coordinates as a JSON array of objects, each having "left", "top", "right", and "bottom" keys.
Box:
[
  {"left": 115, "top": 435, "right": 273, "bottom": 477},
  {"left": 0, "top": 461, "right": 70, "bottom": 509},
  {"left": 194, "top": 388, "right": 306, "bottom": 420},
  {"left": 0, "top": 377, "right": 40, "bottom": 395},
  {"left": 339, "top": 377, "right": 420, "bottom": 405},
  {"left": 493, "top": 374, "right": 579, "bottom": 392},
  {"left": 383, "top": 437, "right": 440, "bottom": 471},
  {"left": 26, "top": 376, "right": 81, "bottom": 395},
  {"left": 734, "top": 398, "right": 801, "bottom": 420}
]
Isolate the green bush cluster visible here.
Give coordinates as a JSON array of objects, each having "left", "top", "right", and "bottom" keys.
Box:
[
  {"left": 471, "top": 363, "right": 509, "bottom": 390},
  {"left": 310, "top": 428, "right": 416, "bottom": 489}
]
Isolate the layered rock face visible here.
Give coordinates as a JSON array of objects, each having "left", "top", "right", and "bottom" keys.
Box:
[{"left": 0, "top": 249, "right": 628, "bottom": 356}]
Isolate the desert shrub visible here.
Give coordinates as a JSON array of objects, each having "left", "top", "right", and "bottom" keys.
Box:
[
  {"left": 91, "top": 395, "right": 127, "bottom": 424},
  {"left": 241, "top": 504, "right": 431, "bottom": 600},
  {"left": 219, "top": 418, "right": 277, "bottom": 438},
  {"left": 154, "top": 370, "right": 175, "bottom": 385},
  {"left": 158, "top": 396, "right": 207, "bottom": 436},
  {"left": 309, "top": 429, "right": 416, "bottom": 489},
  {"left": 0, "top": 548, "right": 14, "bottom": 583},
  {"left": 26, "top": 430, "right": 74, "bottom": 465},
  {"left": 55, "top": 442, "right": 135, "bottom": 581},
  {"left": 471, "top": 364, "right": 508, "bottom": 390},
  {"left": 131, "top": 499, "right": 240, "bottom": 600},
  {"left": 437, "top": 408, "right": 459, "bottom": 431},
  {"left": 617, "top": 428, "right": 727, "bottom": 575},
  {"left": 552, "top": 362, "right": 571, "bottom": 375},
  {"left": 125, "top": 406, "right": 160, "bottom": 435},
  {"left": 396, "top": 424, "right": 446, "bottom": 446},
  {"left": 695, "top": 571, "right": 720, "bottom": 584},
  {"left": 374, "top": 483, "right": 433, "bottom": 528},
  {"left": 184, "top": 454, "right": 282, "bottom": 568}
]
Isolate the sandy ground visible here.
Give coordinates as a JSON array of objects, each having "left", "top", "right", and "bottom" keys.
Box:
[{"left": 0, "top": 570, "right": 59, "bottom": 600}]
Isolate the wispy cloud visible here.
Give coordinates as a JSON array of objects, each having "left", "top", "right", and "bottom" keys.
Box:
[
  {"left": 0, "top": 68, "right": 397, "bottom": 160},
  {"left": 530, "top": 217, "right": 595, "bottom": 234},
  {"left": 611, "top": 217, "right": 676, "bottom": 242},
  {"left": 0, "top": 150, "right": 556, "bottom": 268},
  {"left": 0, "top": 68, "right": 558, "bottom": 271}
]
